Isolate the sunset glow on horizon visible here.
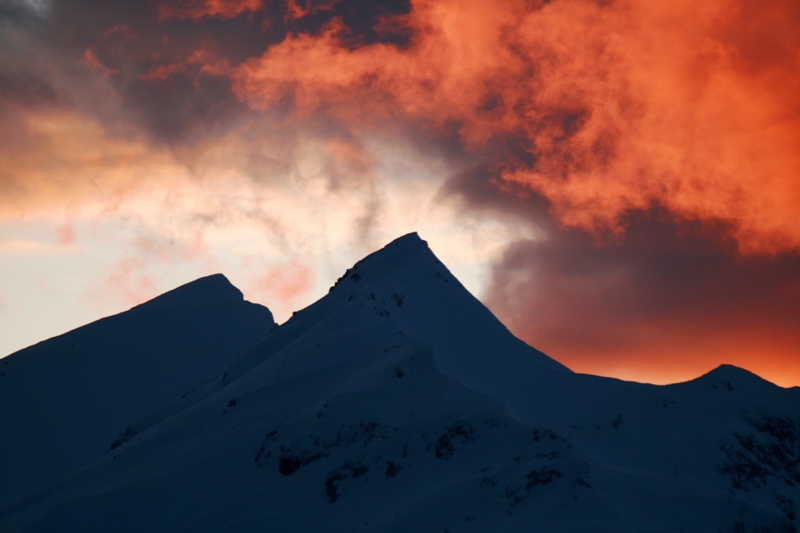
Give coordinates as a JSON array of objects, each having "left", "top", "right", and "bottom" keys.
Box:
[{"left": 1, "top": 0, "right": 798, "bottom": 387}]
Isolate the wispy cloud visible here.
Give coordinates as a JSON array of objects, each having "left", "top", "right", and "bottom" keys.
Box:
[{"left": 0, "top": 236, "right": 81, "bottom": 255}]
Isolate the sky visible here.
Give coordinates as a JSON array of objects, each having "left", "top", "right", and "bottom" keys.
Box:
[{"left": 0, "top": 0, "right": 798, "bottom": 387}]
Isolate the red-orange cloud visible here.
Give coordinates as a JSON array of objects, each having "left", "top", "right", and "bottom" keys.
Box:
[
  {"left": 232, "top": 0, "right": 800, "bottom": 254},
  {"left": 82, "top": 48, "right": 119, "bottom": 78},
  {"left": 285, "top": 0, "right": 342, "bottom": 21},
  {"left": 157, "top": 0, "right": 263, "bottom": 21},
  {"left": 138, "top": 47, "right": 231, "bottom": 83}
]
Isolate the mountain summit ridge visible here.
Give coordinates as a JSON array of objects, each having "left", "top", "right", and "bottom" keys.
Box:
[{"left": 131, "top": 273, "right": 251, "bottom": 310}]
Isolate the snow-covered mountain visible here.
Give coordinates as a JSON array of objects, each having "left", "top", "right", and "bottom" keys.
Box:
[
  {"left": 0, "top": 274, "right": 275, "bottom": 509},
  {"left": 2, "top": 234, "right": 799, "bottom": 532}
]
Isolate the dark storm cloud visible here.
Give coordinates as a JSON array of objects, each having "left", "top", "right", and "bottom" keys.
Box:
[
  {"left": 0, "top": 0, "right": 413, "bottom": 144},
  {"left": 38, "top": 0, "right": 274, "bottom": 143},
  {"left": 438, "top": 163, "right": 555, "bottom": 233},
  {"left": 288, "top": 0, "right": 412, "bottom": 47},
  {"left": 0, "top": 70, "right": 58, "bottom": 106},
  {"left": 2, "top": 1, "right": 239, "bottom": 143},
  {"left": 484, "top": 212, "right": 800, "bottom": 384}
]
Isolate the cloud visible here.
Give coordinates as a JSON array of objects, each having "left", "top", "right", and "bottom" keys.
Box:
[
  {"left": 498, "top": 0, "right": 800, "bottom": 254},
  {"left": 103, "top": 256, "right": 158, "bottom": 307},
  {"left": 0, "top": 109, "right": 185, "bottom": 219},
  {"left": 96, "top": 220, "right": 214, "bottom": 308},
  {"left": 247, "top": 258, "right": 314, "bottom": 316},
  {"left": 56, "top": 223, "right": 76, "bottom": 245},
  {"left": 156, "top": 0, "right": 263, "bottom": 21},
  {"left": 0, "top": 236, "right": 80, "bottom": 255},
  {"left": 232, "top": 0, "right": 800, "bottom": 254},
  {"left": 285, "top": 0, "right": 341, "bottom": 21},
  {"left": 0, "top": 0, "right": 51, "bottom": 22},
  {"left": 0, "top": 70, "right": 57, "bottom": 106}
]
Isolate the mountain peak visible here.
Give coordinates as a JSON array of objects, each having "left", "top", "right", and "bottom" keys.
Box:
[
  {"left": 700, "top": 364, "right": 775, "bottom": 387},
  {"left": 326, "top": 232, "right": 438, "bottom": 295},
  {"left": 359, "top": 231, "right": 430, "bottom": 265},
  {"left": 386, "top": 231, "right": 426, "bottom": 248},
  {"left": 249, "top": 231, "right": 571, "bottom": 415}
]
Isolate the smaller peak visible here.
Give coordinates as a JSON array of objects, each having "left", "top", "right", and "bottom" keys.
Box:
[
  {"left": 697, "top": 364, "right": 777, "bottom": 388},
  {"left": 137, "top": 274, "right": 244, "bottom": 310},
  {"left": 173, "top": 273, "right": 240, "bottom": 294},
  {"left": 190, "top": 273, "right": 236, "bottom": 288}
]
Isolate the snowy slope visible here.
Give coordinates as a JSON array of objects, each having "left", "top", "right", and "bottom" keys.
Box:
[
  {"left": 2, "top": 235, "right": 799, "bottom": 532},
  {"left": 0, "top": 274, "right": 275, "bottom": 509}
]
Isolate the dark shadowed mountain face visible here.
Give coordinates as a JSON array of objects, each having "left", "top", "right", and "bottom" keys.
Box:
[
  {"left": 0, "top": 274, "right": 275, "bottom": 508},
  {"left": 2, "top": 234, "right": 799, "bottom": 532}
]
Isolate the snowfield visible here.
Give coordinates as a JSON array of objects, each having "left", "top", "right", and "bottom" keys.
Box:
[{"left": 2, "top": 233, "right": 798, "bottom": 532}]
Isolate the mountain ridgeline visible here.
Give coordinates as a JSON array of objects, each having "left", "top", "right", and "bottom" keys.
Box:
[{"left": 2, "top": 233, "right": 799, "bottom": 532}]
